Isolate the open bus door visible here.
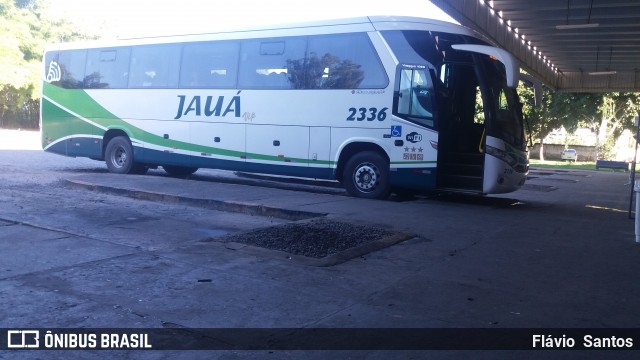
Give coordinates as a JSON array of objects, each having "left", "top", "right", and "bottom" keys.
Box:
[
  {"left": 436, "top": 61, "right": 486, "bottom": 193},
  {"left": 436, "top": 45, "right": 524, "bottom": 194}
]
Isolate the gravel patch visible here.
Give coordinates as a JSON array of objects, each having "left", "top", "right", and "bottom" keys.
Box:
[{"left": 212, "top": 218, "right": 399, "bottom": 259}]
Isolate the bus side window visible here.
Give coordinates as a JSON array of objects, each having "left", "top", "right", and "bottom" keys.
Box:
[
  {"left": 85, "top": 48, "right": 130, "bottom": 89},
  {"left": 46, "top": 50, "right": 86, "bottom": 89},
  {"left": 397, "top": 70, "right": 412, "bottom": 114},
  {"left": 304, "top": 33, "right": 388, "bottom": 89},
  {"left": 474, "top": 85, "right": 485, "bottom": 124},
  {"left": 180, "top": 41, "right": 239, "bottom": 89},
  {"left": 238, "top": 37, "right": 306, "bottom": 89},
  {"left": 396, "top": 68, "right": 435, "bottom": 128},
  {"left": 128, "top": 44, "right": 180, "bottom": 88}
]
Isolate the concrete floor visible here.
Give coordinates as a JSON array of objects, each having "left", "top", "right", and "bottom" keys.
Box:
[{"left": 1, "top": 149, "right": 638, "bottom": 358}]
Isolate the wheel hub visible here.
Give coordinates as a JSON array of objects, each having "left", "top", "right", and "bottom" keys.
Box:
[
  {"left": 354, "top": 163, "right": 378, "bottom": 192},
  {"left": 114, "top": 146, "right": 127, "bottom": 168}
]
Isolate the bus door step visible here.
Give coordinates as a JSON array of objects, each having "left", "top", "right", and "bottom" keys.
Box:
[{"left": 438, "top": 174, "right": 483, "bottom": 191}]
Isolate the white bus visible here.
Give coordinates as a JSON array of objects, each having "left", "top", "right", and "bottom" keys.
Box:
[{"left": 41, "top": 16, "right": 529, "bottom": 199}]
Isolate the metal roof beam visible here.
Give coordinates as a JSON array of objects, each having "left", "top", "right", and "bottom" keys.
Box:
[{"left": 430, "top": 0, "right": 640, "bottom": 92}]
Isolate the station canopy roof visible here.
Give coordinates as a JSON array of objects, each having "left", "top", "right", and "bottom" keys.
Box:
[{"left": 430, "top": 0, "right": 640, "bottom": 92}]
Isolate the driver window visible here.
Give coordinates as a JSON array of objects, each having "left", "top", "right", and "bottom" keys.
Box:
[{"left": 396, "top": 67, "right": 434, "bottom": 128}]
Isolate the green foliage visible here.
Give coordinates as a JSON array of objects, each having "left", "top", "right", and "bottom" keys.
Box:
[
  {"left": 519, "top": 73, "right": 640, "bottom": 160},
  {"left": 594, "top": 93, "right": 640, "bottom": 159},
  {"left": 519, "top": 82, "right": 588, "bottom": 143},
  {"left": 0, "top": 0, "right": 91, "bottom": 129}
]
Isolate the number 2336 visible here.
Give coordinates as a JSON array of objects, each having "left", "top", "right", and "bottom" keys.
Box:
[{"left": 347, "top": 107, "right": 388, "bottom": 121}]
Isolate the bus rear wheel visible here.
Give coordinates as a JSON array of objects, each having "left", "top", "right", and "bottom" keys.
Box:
[
  {"left": 163, "top": 165, "right": 198, "bottom": 177},
  {"left": 105, "top": 136, "right": 147, "bottom": 175},
  {"left": 343, "top": 151, "right": 390, "bottom": 199}
]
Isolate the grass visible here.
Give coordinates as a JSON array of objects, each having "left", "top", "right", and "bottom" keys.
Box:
[
  {"left": 529, "top": 159, "right": 597, "bottom": 170},
  {"left": 530, "top": 159, "right": 637, "bottom": 172}
]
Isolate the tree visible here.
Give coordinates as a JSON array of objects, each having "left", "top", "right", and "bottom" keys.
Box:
[
  {"left": 0, "top": 0, "right": 92, "bottom": 129},
  {"left": 580, "top": 93, "right": 640, "bottom": 159},
  {"left": 518, "top": 76, "right": 640, "bottom": 160},
  {"left": 518, "top": 82, "right": 579, "bottom": 160},
  {"left": 539, "top": 92, "right": 640, "bottom": 160}
]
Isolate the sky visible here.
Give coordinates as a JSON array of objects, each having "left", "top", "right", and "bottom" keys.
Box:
[{"left": 46, "top": 0, "right": 456, "bottom": 38}]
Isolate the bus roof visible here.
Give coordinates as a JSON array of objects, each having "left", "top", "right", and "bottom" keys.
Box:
[{"left": 46, "top": 16, "right": 478, "bottom": 52}]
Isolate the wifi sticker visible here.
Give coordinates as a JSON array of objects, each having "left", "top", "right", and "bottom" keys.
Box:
[{"left": 46, "top": 61, "right": 62, "bottom": 83}]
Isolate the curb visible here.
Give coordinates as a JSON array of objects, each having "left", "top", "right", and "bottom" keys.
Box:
[{"left": 65, "top": 179, "right": 325, "bottom": 221}]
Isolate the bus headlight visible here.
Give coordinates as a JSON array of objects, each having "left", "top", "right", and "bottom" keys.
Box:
[{"left": 486, "top": 144, "right": 517, "bottom": 168}]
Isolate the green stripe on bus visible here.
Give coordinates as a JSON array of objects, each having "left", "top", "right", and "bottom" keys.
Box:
[{"left": 43, "top": 83, "right": 332, "bottom": 165}]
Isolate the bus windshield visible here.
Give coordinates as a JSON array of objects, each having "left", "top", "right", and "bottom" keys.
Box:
[
  {"left": 382, "top": 30, "right": 526, "bottom": 150},
  {"left": 479, "top": 57, "right": 526, "bottom": 150}
]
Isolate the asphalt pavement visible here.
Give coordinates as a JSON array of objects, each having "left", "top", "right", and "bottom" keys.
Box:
[{"left": 69, "top": 169, "right": 640, "bottom": 330}]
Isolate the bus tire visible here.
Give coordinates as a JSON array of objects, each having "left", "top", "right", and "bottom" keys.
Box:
[
  {"left": 163, "top": 165, "right": 198, "bottom": 177},
  {"left": 343, "top": 151, "right": 390, "bottom": 199},
  {"left": 105, "top": 136, "right": 147, "bottom": 175}
]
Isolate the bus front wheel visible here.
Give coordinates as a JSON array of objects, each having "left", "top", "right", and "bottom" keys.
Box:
[
  {"left": 105, "top": 136, "right": 147, "bottom": 175},
  {"left": 343, "top": 151, "right": 390, "bottom": 199}
]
